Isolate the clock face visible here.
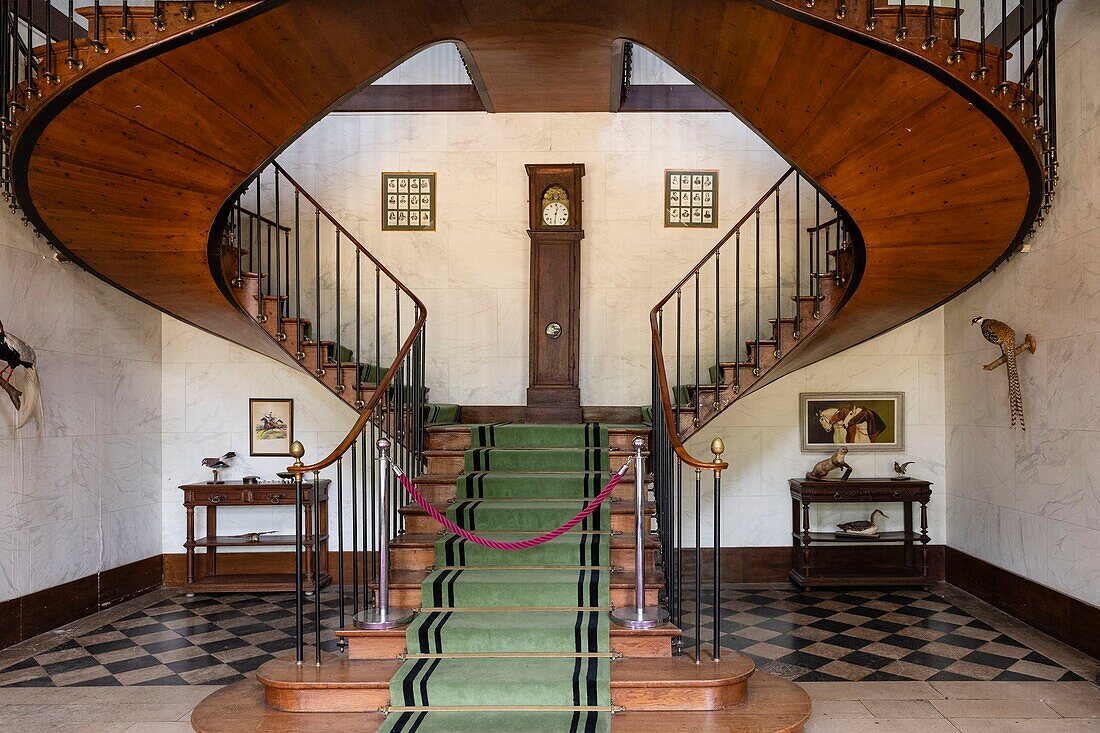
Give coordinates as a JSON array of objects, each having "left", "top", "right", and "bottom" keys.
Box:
[{"left": 542, "top": 201, "right": 569, "bottom": 226}]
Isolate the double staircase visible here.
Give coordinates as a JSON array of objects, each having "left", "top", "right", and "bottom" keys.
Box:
[{"left": 1, "top": 1, "right": 1059, "bottom": 731}]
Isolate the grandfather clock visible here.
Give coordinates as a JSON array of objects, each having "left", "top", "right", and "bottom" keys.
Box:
[{"left": 525, "top": 163, "right": 584, "bottom": 423}]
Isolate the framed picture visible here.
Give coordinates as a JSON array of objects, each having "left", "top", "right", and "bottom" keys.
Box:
[
  {"left": 800, "top": 392, "right": 904, "bottom": 452},
  {"left": 249, "top": 398, "right": 294, "bottom": 456},
  {"left": 382, "top": 172, "right": 436, "bottom": 231},
  {"left": 664, "top": 169, "right": 719, "bottom": 228}
]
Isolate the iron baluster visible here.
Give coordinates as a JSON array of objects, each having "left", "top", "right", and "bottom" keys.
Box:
[
  {"left": 255, "top": 185, "right": 263, "bottom": 321},
  {"left": 694, "top": 468, "right": 701, "bottom": 663},
  {"left": 315, "top": 210, "right": 322, "bottom": 376},
  {"left": 335, "top": 230, "right": 343, "bottom": 392},
  {"left": 151, "top": 1, "right": 165, "bottom": 31},
  {"left": 91, "top": 1, "right": 106, "bottom": 53},
  {"left": 897, "top": 0, "right": 908, "bottom": 41},
  {"left": 923, "top": 0, "right": 937, "bottom": 50},
  {"left": 66, "top": 0, "right": 80, "bottom": 69},
  {"left": 312, "top": 470, "right": 322, "bottom": 666},
  {"left": 774, "top": 188, "right": 781, "bottom": 358},
  {"left": 180, "top": 1, "right": 195, "bottom": 22},
  {"left": 866, "top": 0, "right": 877, "bottom": 31},
  {"left": 355, "top": 251, "right": 363, "bottom": 407},
  {"left": 711, "top": 439, "right": 724, "bottom": 662},
  {"left": 995, "top": 0, "right": 1009, "bottom": 94},
  {"left": 973, "top": 0, "right": 988, "bottom": 80},
  {"left": 794, "top": 175, "right": 801, "bottom": 338},
  {"left": 291, "top": 445, "right": 305, "bottom": 664},
  {"left": 693, "top": 272, "right": 700, "bottom": 426},
  {"left": 336, "top": 458, "right": 345, "bottom": 635},
  {"left": 713, "top": 252, "right": 720, "bottom": 410},
  {"left": 753, "top": 209, "right": 760, "bottom": 375},
  {"left": 350, "top": 440, "right": 359, "bottom": 618},
  {"left": 295, "top": 191, "right": 302, "bottom": 361},
  {"left": 120, "top": 1, "right": 134, "bottom": 41},
  {"left": 275, "top": 169, "right": 283, "bottom": 340},
  {"left": 675, "top": 289, "right": 681, "bottom": 430},
  {"left": 734, "top": 231, "right": 741, "bottom": 392},
  {"left": 43, "top": 0, "right": 57, "bottom": 85},
  {"left": 949, "top": 0, "right": 962, "bottom": 64}
]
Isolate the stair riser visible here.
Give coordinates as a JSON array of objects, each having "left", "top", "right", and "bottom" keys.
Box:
[
  {"left": 410, "top": 482, "right": 639, "bottom": 503},
  {"left": 389, "top": 544, "right": 659, "bottom": 571},
  {"left": 339, "top": 628, "right": 679, "bottom": 660},
  {"left": 321, "top": 365, "right": 358, "bottom": 394},
  {"left": 427, "top": 431, "right": 649, "bottom": 452},
  {"left": 381, "top": 585, "right": 659, "bottom": 608},
  {"left": 426, "top": 453, "right": 633, "bottom": 475},
  {"left": 280, "top": 321, "right": 310, "bottom": 351},
  {"left": 401, "top": 511, "right": 648, "bottom": 535},
  {"left": 262, "top": 673, "right": 743, "bottom": 713}
]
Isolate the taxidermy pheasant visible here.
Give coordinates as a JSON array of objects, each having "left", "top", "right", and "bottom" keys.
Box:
[
  {"left": 972, "top": 316, "right": 1029, "bottom": 429},
  {"left": 0, "top": 320, "right": 41, "bottom": 429}
]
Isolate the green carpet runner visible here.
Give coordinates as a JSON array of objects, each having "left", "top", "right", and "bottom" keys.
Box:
[{"left": 380, "top": 423, "right": 616, "bottom": 733}]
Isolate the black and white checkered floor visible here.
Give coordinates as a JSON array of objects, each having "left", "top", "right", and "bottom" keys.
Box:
[
  {"left": 0, "top": 587, "right": 1082, "bottom": 686},
  {"left": 681, "top": 588, "right": 1083, "bottom": 683}
]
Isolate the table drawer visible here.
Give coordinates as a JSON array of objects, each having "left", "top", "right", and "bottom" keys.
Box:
[
  {"left": 185, "top": 487, "right": 247, "bottom": 505},
  {"left": 249, "top": 487, "right": 294, "bottom": 505}
]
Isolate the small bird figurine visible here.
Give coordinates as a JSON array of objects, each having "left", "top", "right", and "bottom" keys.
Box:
[
  {"left": 235, "top": 531, "right": 276, "bottom": 544},
  {"left": 0, "top": 319, "right": 42, "bottom": 429},
  {"left": 892, "top": 461, "right": 915, "bottom": 480},
  {"left": 837, "top": 509, "right": 888, "bottom": 536},
  {"left": 972, "top": 317, "right": 1033, "bottom": 429},
  {"left": 202, "top": 452, "right": 237, "bottom": 484}
]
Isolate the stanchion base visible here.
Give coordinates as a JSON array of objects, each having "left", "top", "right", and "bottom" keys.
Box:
[
  {"left": 353, "top": 606, "right": 416, "bottom": 630},
  {"left": 610, "top": 606, "right": 670, "bottom": 630}
]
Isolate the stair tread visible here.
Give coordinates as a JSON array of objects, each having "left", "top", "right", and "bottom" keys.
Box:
[
  {"left": 335, "top": 622, "right": 682, "bottom": 639},
  {"left": 257, "top": 653, "right": 752, "bottom": 690},
  {"left": 380, "top": 568, "right": 665, "bottom": 588},
  {"left": 391, "top": 532, "right": 659, "bottom": 549},
  {"left": 399, "top": 499, "right": 655, "bottom": 515}
]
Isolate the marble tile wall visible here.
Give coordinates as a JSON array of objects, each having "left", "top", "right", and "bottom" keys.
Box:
[
  {"left": 0, "top": 207, "right": 162, "bottom": 603},
  {"left": 943, "top": 0, "right": 1100, "bottom": 606},
  {"left": 683, "top": 311, "right": 948, "bottom": 547}
]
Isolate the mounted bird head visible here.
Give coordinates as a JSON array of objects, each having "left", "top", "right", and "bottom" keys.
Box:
[{"left": 971, "top": 316, "right": 985, "bottom": 326}]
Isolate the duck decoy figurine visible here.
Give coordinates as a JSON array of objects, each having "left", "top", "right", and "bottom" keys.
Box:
[
  {"left": 837, "top": 509, "right": 888, "bottom": 536},
  {"left": 0, "top": 320, "right": 42, "bottom": 429}
]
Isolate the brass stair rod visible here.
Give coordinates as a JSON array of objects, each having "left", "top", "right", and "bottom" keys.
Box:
[
  {"left": 354, "top": 438, "right": 415, "bottom": 630},
  {"left": 610, "top": 438, "right": 669, "bottom": 630}
]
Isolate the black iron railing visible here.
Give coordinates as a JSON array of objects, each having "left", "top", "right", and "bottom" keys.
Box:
[
  {"left": 649, "top": 168, "right": 848, "bottom": 659},
  {"left": 222, "top": 161, "right": 427, "bottom": 665}
]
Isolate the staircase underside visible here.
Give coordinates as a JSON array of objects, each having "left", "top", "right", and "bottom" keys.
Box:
[{"left": 11, "top": 0, "right": 1039, "bottom": 382}]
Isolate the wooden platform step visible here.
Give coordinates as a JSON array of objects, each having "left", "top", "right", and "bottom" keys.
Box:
[
  {"left": 191, "top": 670, "right": 812, "bottom": 732},
  {"left": 335, "top": 621, "right": 682, "bottom": 660},
  {"left": 398, "top": 498, "right": 655, "bottom": 535},
  {"left": 256, "top": 651, "right": 754, "bottom": 713}
]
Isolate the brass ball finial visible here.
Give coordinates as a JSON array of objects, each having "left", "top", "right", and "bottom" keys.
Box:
[
  {"left": 289, "top": 440, "right": 305, "bottom": 467},
  {"left": 632, "top": 436, "right": 645, "bottom": 451},
  {"left": 710, "top": 436, "right": 726, "bottom": 458}
]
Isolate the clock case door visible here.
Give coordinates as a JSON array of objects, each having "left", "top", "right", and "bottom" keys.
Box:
[{"left": 525, "top": 164, "right": 584, "bottom": 423}]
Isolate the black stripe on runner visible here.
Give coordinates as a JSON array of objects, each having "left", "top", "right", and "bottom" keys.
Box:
[
  {"left": 458, "top": 536, "right": 467, "bottom": 565},
  {"left": 418, "top": 658, "right": 442, "bottom": 705},
  {"left": 588, "top": 568, "right": 600, "bottom": 607},
  {"left": 431, "top": 569, "right": 452, "bottom": 607},
  {"left": 388, "top": 711, "right": 417, "bottom": 733},
  {"left": 584, "top": 710, "right": 599, "bottom": 733},
  {"left": 569, "top": 711, "right": 582, "bottom": 733},
  {"left": 409, "top": 712, "right": 428, "bottom": 733},
  {"left": 489, "top": 423, "right": 496, "bottom": 446},
  {"left": 445, "top": 568, "right": 463, "bottom": 606},
  {"left": 586, "top": 602, "right": 599, "bottom": 653},
  {"left": 570, "top": 655, "right": 582, "bottom": 707},
  {"left": 433, "top": 612, "right": 452, "bottom": 654},
  {"left": 401, "top": 658, "right": 430, "bottom": 706},
  {"left": 584, "top": 656, "right": 598, "bottom": 707},
  {"left": 416, "top": 611, "right": 438, "bottom": 653},
  {"left": 573, "top": 608, "right": 583, "bottom": 653}
]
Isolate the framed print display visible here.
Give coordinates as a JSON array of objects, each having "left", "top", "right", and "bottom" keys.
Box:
[
  {"left": 665, "top": 169, "right": 718, "bottom": 228},
  {"left": 382, "top": 172, "right": 436, "bottom": 231},
  {"left": 249, "top": 398, "right": 295, "bottom": 456},
  {"left": 800, "top": 392, "right": 904, "bottom": 452}
]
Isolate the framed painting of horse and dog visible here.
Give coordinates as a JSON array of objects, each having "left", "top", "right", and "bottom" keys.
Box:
[{"left": 800, "top": 392, "right": 904, "bottom": 452}]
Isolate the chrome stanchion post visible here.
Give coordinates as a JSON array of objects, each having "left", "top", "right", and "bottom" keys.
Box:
[
  {"left": 611, "top": 437, "right": 670, "bottom": 629},
  {"left": 353, "top": 438, "right": 415, "bottom": 629}
]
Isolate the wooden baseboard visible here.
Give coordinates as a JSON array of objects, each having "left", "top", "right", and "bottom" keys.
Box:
[
  {"left": 945, "top": 547, "right": 1100, "bottom": 661},
  {"left": 679, "top": 545, "right": 946, "bottom": 584},
  {"left": 0, "top": 555, "right": 163, "bottom": 650},
  {"left": 163, "top": 551, "right": 379, "bottom": 587}
]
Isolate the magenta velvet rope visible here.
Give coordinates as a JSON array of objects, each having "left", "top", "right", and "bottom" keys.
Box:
[{"left": 395, "top": 469, "right": 626, "bottom": 550}]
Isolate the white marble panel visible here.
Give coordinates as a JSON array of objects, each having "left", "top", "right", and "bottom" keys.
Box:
[
  {"left": 102, "top": 503, "right": 162, "bottom": 570},
  {"left": 17, "top": 516, "right": 101, "bottom": 596},
  {"left": 1015, "top": 429, "right": 1088, "bottom": 526}
]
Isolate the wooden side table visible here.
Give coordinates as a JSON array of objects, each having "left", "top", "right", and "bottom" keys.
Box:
[
  {"left": 789, "top": 477, "right": 932, "bottom": 588},
  {"left": 179, "top": 480, "right": 332, "bottom": 593}
]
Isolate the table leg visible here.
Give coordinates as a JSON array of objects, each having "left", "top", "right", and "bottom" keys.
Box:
[
  {"left": 791, "top": 497, "right": 800, "bottom": 573},
  {"left": 185, "top": 505, "right": 195, "bottom": 585},
  {"left": 904, "top": 500, "right": 914, "bottom": 570},
  {"left": 320, "top": 495, "right": 329, "bottom": 579},
  {"left": 920, "top": 500, "right": 930, "bottom": 580},
  {"left": 207, "top": 505, "right": 218, "bottom": 577},
  {"left": 801, "top": 501, "right": 812, "bottom": 577}
]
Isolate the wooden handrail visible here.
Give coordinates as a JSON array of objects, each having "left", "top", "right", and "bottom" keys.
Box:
[
  {"left": 236, "top": 206, "right": 292, "bottom": 234},
  {"left": 271, "top": 162, "right": 427, "bottom": 476},
  {"left": 648, "top": 167, "right": 796, "bottom": 472}
]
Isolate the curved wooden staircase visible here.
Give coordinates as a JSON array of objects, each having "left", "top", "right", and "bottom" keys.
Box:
[{"left": 2, "top": 0, "right": 1057, "bottom": 731}]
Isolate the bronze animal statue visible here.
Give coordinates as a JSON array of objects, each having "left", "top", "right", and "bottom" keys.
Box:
[{"left": 806, "top": 447, "right": 852, "bottom": 480}]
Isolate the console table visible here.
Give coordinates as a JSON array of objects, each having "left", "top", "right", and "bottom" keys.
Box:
[
  {"left": 179, "top": 480, "right": 331, "bottom": 593},
  {"left": 789, "top": 477, "right": 932, "bottom": 588}
]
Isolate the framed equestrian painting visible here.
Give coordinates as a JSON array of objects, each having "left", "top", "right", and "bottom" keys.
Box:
[
  {"left": 249, "top": 398, "right": 294, "bottom": 456},
  {"left": 800, "top": 392, "right": 904, "bottom": 452}
]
